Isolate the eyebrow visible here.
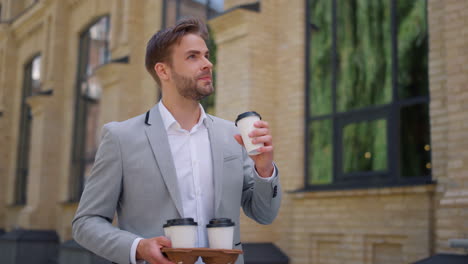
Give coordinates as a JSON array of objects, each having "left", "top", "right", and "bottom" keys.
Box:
[{"left": 185, "top": 50, "right": 210, "bottom": 56}]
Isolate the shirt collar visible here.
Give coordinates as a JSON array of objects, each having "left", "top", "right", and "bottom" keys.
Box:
[{"left": 158, "top": 101, "right": 207, "bottom": 132}]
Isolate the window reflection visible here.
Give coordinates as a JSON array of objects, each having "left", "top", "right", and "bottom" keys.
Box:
[
  {"left": 31, "top": 56, "right": 41, "bottom": 94},
  {"left": 343, "top": 119, "right": 387, "bottom": 173},
  {"left": 309, "top": 0, "right": 332, "bottom": 116},
  {"left": 87, "top": 17, "right": 110, "bottom": 76},
  {"left": 397, "top": 0, "right": 428, "bottom": 99},
  {"left": 336, "top": 0, "right": 392, "bottom": 112},
  {"left": 163, "top": 0, "right": 224, "bottom": 27},
  {"left": 179, "top": 0, "right": 208, "bottom": 21},
  {"left": 308, "top": 119, "right": 333, "bottom": 184},
  {"left": 306, "top": 0, "right": 430, "bottom": 187},
  {"left": 400, "top": 104, "right": 431, "bottom": 177}
]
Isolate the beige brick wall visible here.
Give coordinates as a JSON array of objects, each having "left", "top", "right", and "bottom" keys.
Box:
[
  {"left": 0, "top": 1, "right": 467, "bottom": 264},
  {"left": 210, "top": 4, "right": 281, "bottom": 243},
  {"left": 288, "top": 186, "right": 434, "bottom": 264},
  {"left": 210, "top": 2, "right": 436, "bottom": 264},
  {"left": 428, "top": 0, "right": 468, "bottom": 255},
  {"left": 0, "top": 0, "right": 162, "bottom": 239},
  {"left": 274, "top": 0, "right": 307, "bottom": 255}
]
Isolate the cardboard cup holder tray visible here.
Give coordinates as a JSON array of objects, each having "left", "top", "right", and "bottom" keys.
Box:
[{"left": 161, "top": 247, "right": 243, "bottom": 264}]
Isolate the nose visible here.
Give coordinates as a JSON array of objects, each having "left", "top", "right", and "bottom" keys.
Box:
[{"left": 202, "top": 56, "right": 213, "bottom": 71}]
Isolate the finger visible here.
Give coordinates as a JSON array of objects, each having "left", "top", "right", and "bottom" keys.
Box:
[
  {"left": 234, "top": 134, "right": 244, "bottom": 146},
  {"left": 252, "top": 135, "right": 273, "bottom": 146},
  {"left": 156, "top": 236, "right": 172, "bottom": 248},
  {"left": 153, "top": 250, "right": 174, "bottom": 264},
  {"left": 248, "top": 128, "right": 269, "bottom": 138},
  {"left": 254, "top": 120, "right": 269, "bottom": 128},
  {"left": 256, "top": 145, "right": 274, "bottom": 153}
]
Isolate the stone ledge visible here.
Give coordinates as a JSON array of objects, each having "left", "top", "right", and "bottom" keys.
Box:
[
  {"left": 93, "top": 61, "right": 131, "bottom": 88},
  {"left": 26, "top": 92, "right": 54, "bottom": 116},
  {"left": 290, "top": 184, "right": 435, "bottom": 200}
]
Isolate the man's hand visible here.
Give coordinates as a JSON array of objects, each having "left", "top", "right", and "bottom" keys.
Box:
[
  {"left": 234, "top": 120, "right": 274, "bottom": 178},
  {"left": 136, "top": 237, "right": 174, "bottom": 264}
]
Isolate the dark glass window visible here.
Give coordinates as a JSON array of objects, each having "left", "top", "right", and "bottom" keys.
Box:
[
  {"left": 70, "top": 16, "right": 110, "bottom": 201},
  {"left": 15, "top": 54, "right": 41, "bottom": 204},
  {"left": 306, "top": 0, "right": 430, "bottom": 189},
  {"left": 163, "top": 0, "right": 224, "bottom": 27},
  {"left": 162, "top": 0, "right": 223, "bottom": 114}
]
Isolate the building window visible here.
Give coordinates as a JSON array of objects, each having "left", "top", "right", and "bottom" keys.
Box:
[
  {"left": 15, "top": 54, "right": 41, "bottom": 205},
  {"left": 162, "top": 0, "right": 223, "bottom": 114},
  {"left": 70, "top": 16, "right": 110, "bottom": 202},
  {"left": 163, "top": 0, "right": 224, "bottom": 27},
  {"left": 305, "top": 0, "right": 430, "bottom": 189}
]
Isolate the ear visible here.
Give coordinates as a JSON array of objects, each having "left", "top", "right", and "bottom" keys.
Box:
[{"left": 154, "top": 62, "right": 170, "bottom": 82}]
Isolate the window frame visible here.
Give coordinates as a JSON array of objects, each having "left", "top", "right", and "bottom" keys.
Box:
[
  {"left": 304, "top": 0, "right": 432, "bottom": 191},
  {"left": 69, "top": 15, "right": 110, "bottom": 202},
  {"left": 14, "top": 53, "right": 41, "bottom": 205}
]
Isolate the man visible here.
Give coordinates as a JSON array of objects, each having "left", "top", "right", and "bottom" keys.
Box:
[{"left": 72, "top": 18, "right": 281, "bottom": 264}]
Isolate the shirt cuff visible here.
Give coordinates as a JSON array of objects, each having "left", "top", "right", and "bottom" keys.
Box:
[
  {"left": 254, "top": 163, "right": 277, "bottom": 182},
  {"left": 131, "top": 237, "right": 144, "bottom": 264}
]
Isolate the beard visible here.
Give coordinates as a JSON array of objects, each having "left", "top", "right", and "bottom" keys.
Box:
[{"left": 172, "top": 70, "right": 214, "bottom": 101}]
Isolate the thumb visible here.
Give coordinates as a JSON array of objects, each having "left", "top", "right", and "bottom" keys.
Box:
[
  {"left": 234, "top": 134, "right": 244, "bottom": 146},
  {"left": 156, "top": 236, "right": 172, "bottom": 248}
]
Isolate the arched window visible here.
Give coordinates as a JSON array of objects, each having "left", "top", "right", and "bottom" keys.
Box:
[{"left": 70, "top": 16, "right": 110, "bottom": 201}]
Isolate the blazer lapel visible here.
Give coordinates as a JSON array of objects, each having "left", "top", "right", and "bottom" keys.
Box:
[
  {"left": 144, "top": 105, "right": 184, "bottom": 217},
  {"left": 205, "top": 116, "right": 224, "bottom": 215}
]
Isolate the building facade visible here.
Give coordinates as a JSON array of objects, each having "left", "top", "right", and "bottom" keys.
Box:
[{"left": 0, "top": 0, "right": 467, "bottom": 263}]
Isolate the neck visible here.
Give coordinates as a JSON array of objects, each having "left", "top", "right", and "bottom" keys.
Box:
[{"left": 161, "top": 92, "right": 201, "bottom": 131}]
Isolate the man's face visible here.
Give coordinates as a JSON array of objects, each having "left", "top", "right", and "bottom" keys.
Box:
[{"left": 169, "top": 33, "right": 214, "bottom": 101}]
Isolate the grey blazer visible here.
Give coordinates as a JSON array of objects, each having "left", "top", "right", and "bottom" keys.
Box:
[{"left": 72, "top": 104, "right": 282, "bottom": 264}]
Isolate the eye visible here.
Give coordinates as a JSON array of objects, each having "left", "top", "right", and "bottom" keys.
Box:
[{"left": 187, "top": 54, "right": 196, "bottom": 59}]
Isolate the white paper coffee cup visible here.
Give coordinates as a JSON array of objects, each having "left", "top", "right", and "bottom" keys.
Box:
[
  {"left": 206, "top": 218, "right": 235, "bottom": 249},
  {"left": 163, "top": 223, "right": 171, "bottom": 239},
  {"left": 235, "top": 111, "right": 263, "bottom": 155},
  {"left": 164, "top": 218, "right": 198, "bottom": 248}
]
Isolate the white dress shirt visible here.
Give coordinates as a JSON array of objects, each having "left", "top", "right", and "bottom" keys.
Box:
[
  {"left": 159, "top": 101, "right": 214, "bottom": 249},
  {"left": 131, "top": 101, "right": 275, "bottom": 264}
]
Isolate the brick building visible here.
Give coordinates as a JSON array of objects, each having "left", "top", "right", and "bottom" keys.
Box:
[{"left": 0, "top": 0, "right": 467, "bottom": 263}]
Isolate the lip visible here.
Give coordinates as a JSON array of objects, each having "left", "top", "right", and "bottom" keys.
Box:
[{"left": 198, "top": 76, "right": 212, "bottom": 81}]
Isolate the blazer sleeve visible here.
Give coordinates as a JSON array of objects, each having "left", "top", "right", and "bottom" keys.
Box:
[
  {"left": 240, "top": 146, "right": 282, "bottom": 225},
  {"left": 72, "top": 123, "right": 138, "bottom": 264}
]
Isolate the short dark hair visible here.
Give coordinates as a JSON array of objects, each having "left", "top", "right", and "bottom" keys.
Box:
[{"left": 145, "top": 18, "right": 209, "bottom": 86}]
